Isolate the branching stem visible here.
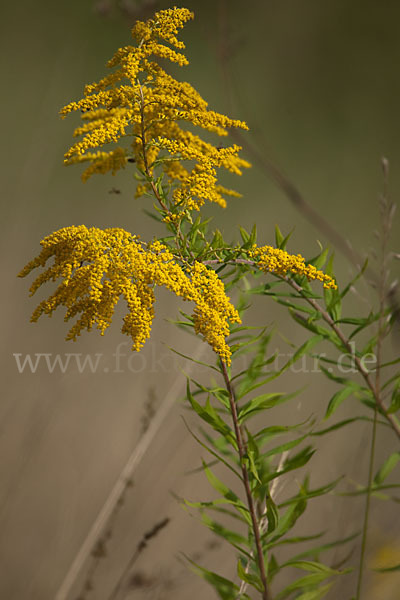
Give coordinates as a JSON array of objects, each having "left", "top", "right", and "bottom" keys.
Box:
[
  {"left": 203, "top": 255, "right": 400, "bottom": 439},
  {"left": 287, "top": 278, "right": 400, "bottom": 440}
]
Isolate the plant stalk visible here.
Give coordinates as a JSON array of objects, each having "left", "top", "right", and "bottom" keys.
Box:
[
  {"left": 356, "top": 159, "right": 392, "bottom": 598},
  {"left": 220, "top": 360, "right": 271, "bottom": 600}
]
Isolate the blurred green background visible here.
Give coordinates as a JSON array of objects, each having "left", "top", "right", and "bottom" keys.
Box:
[{"left": 2, "top": 1, "right": 400, "bottom": 598}]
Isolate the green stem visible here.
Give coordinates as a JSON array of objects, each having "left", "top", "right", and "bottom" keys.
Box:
[
  {"left": 356, "top": 158, "right": 391, "bottom": 598},
  {"left": 356, "top": 406, "right": 378, "bottom": 599}
]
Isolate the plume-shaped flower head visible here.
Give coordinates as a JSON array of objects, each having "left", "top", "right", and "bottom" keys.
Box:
[
  {"left": 60, "top": 7, "right": 250, "bottom": 214},
  {"left": 19, "top": 226, "right": 241, "bottom": 363}
]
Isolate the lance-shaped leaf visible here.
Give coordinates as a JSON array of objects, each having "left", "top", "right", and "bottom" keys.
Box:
[
  {"left": 186, "top": 381, "right": 237, "bottom": 448},
  {"left": 237, "top": 558, "right": 263, "bottom": 592},
  {"left": 184, "top": 555, "right": 249, "bottom": 600},
  {"left": 287, "top": 582, "right": 333, "bottom": 600},
  {"left": 201, "top": 512, "right": 250, "bottom": 553},
  {"left": 323, "top": 253, "right": 341, "bottom": 321},
  {"left": 374, "top": 452, "right": 400, "bottom": 485},
  {"left": 373, "top": 563, "right": 400, "bottom": 573},
  {"left": 202, "top": 460, "right": 252, "bottom": 526},
  {"left": 266, "top": 495, "right": 308, "bottom": 543},
  {"left": 238, "top": 392, "right": 290, "bottom": 424},
  {"left": 324, "top": 382, "right": 361, "bottom": 419},
  {"left": 275, "top": 224, "right": 294, "bottom": 250}
]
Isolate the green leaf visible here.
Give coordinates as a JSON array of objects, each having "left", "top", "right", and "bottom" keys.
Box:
[
  {"left": 374, "top": 452, "right": 400, "bottom": 485},
  {"left": 238, "top": 393, "right": 289, "bottom": 424},
  {"left": 308, "top": 247, "right": 329, "bottom": 270},
  {"left": 275, "top": 224, "right": 284, "bottom": 248},
  {"left": 186, "top": 382, "right": 237, "bottom": 448},
  {"left": 275, "top": 572, "right": 332, "bottom": 599},
  {"left": 267, "top": 495, "right": 308, "bottom": 542},
  {"left": 255, "top": 420, "right": 312, "bottom": 446},
  {"left": 373, "top": 563, "right": 400, "bottom": 573},
  {"left": 266, "top": 532, "right": 326, "bottom": 553},
  {"left": 381, "top": 357, "right": 400, "bottom": 369},
  {"left": 185, "top": 555, "right": 247, "bottom": 600},
  {"left": 293, "top": 583, "right": 333, "bottom": 600},
  {"left": 289, "top": 313, "right": 344, "bottom": 349},
  {"left": 234, "top": 328, "right": 273, "bottom": 395},
  {"left": 168, "top": 346, "right": 220, "bottom": 372},
  {"left": 262, "top": 434, "right": 309, "bottom": 459},
  {"left": 275, "top": 560, "right": 350, "bottom": 600},
  {"left": 245, "top": 431, "right": 262, "bottom": 484},
  {"left": 265, "top": 495, "right": 280, "bottom": 534},
  {"left": 339, "top": 258, "right": 368, "bottom": 300},
  {"left": 319, "top": 367, "right": 357, "bottom": 385},
  {"left": 389, "top": 383, "right": 400, "bottom": 413},
  {"left": 279, "top": 335, "right": 324, "bottom": 374},
  {"left": 349, "top": 312, "right": 380, "bottom": 340},
  {"left": 250, "top": 223, "right": 257, "bottom": 245},
  {"left": 201, "top": 512, "right": 249, "bottom": 551},
  {"left": 281, "top": 229, "right": 294, "bottom": 249},
  {"left": 142, "top": 207, "right": 163, "bottom": 222},
  {"left": 282, "top": 560, "right": 341, "bottom": 574},
  {"left": 202, "top": 461, "right": 251, "bottom": 525},
  {"left": 290, "top": 532, "right": 359, "bottom": 560},
  {"left": 324, "top": 383, "right": 359, "bottom": 419},
  {"left": 274, "top": 225, "right": 293, "bottom": 250},
  {"left": 181, "top": 417, "right": 241, "bottom": 482},
  {"left": 282, "top": 446, "right": 315, "bottom": 474},
  {"left": 274, "top": 297, "right": 317, "bottom": 314},
  {"left": 279, "top": 477, "right": 342, "bottom": 507},
  {"left": 311, "top": 416, "right": 377, "bottom": 436},
  {"left": 324, "top": 283, "right": 341, "bottom": 322},
  {"left": 237, "top": 558, "right": 263, "bottom": 592},
  {"left": 246, "top": 449, "right": 261, "bottom": 484},
  {"left": 267, "top": 552, "right": 279, "bottom": 581},
  {"left": 239, "top": 226, "right": 250, "bottom": 243},
  {"left": 339, "top": 483, "right": 400, "bottom": 497},
  {"left": 211, "top": 228, "right": 224, "bottom": 249}
]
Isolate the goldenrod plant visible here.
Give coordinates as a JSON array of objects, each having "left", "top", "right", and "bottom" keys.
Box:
[{"left": 19, "top": 7, "right": 400, "bottom": 600}]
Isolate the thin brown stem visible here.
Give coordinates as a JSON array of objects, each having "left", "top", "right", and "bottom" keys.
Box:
[{"left": 220, "top": 360, "right": 271, "bottom": 600}]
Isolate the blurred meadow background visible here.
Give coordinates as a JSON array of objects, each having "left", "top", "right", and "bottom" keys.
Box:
[{"left": 2, "top": 0, "right": 400, "bottom": 598}]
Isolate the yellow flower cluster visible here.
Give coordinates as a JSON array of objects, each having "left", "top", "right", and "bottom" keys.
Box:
[
  {"left": 60, "top": 7, "right": 250, "bottom": 213},
  {"left": 249, "top": 245, "right": 337, "bottom": 289},
  {"left": 19, "top": 226, "right": 241, "bottom": 363}
]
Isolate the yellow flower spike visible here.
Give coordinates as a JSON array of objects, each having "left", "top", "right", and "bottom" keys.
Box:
[
  {"left": 249, "top": 245, "right": 337, "bottom": 290},
  {"left": 19, "top": 226, "right": 240, "bottom": 363},
  {"left": 60, "top": 7, "right": 250, "bottom": 211}
]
